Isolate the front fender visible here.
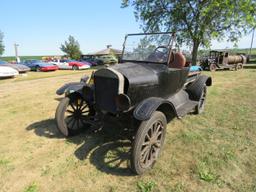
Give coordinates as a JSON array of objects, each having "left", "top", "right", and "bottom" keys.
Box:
[
  {"left": 133, "top": 97, "right": 177, "bottom": 121},
  {"left": 56, "top": 82, "right": 84, "bottom": 95},
  {"left": 186, "top": 75, "right": 212, "bottom": 101}
]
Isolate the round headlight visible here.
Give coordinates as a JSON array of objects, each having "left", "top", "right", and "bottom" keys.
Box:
[{"left": 115, "top": 94, "right": 131, "bottom": 112}]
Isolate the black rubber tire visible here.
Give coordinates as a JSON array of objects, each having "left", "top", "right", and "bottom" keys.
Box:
[
  {"left": 131, "top": 111, "right": 167, "bottom": 175},
  {"left": 186, "top": 75, "right": 209, "bottom": 101},
  {"left": 55, "top": 96, "right": 92, "bottom": 137},
  {"left": 35, "top": 66, "right": 41, "bottom": 72},
  {"left": 195, "top": 85, "right": 207, "bottom": 114},
  {"left": 72, "top": 65, "right": 79, "bottom": 70}
]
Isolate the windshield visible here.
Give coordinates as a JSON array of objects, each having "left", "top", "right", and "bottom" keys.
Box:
[{"left": 122, "top": 33, "right": 172, "bottom": 63}]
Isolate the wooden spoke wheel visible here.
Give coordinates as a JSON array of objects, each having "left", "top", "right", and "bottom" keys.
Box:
[
  {"left": 55, "top": 95, "right": 94, "bottom": 137},
  {"left": 235, "top": 63, "right": 243, "bottom": 70},
  {"left": 131, "top": 111, "right": 167, "bottom": 175},
  {"left": 209, "top": 63, "right": 217, "bottom": 71}
]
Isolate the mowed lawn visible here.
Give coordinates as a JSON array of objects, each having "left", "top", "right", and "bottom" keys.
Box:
[{"left": 0, "top": 68, "right": 256, "bottom": 192}]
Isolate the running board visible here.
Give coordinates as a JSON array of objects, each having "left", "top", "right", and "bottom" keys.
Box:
[
  {"left": 176, "top": 100, "right": 198, "bottom": 117},
  {"left": 167, "top": 89, "right": 198, "bottom": 118}
]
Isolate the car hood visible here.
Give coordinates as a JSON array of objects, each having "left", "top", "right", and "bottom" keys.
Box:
[
  {"left": 110, "top": 62, "right": 167, "bottom": 86},
  {"left": 0, "top": 63, "right": 30, "bottom": 71},
  {"left": 0, "top": 66, "right": 19, "bottom": 73}
]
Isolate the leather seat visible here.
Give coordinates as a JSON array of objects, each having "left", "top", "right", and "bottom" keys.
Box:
[{"left": 168, "top": 52, "right": 186, "bottom": 68}]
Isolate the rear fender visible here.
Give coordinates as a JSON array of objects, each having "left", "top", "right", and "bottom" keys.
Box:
[
  {"left": 186, "top": 75, "right": 212, "bottom": 101},
  {"left": 133, "top": 97, "right": 177, "bottom": 121}
]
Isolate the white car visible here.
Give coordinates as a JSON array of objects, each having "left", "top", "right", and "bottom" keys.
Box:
[
  {"left": 50, "top": 59, "right": 91, "bottom": 70},
  {"left": 0, "top": 66, "right": 19, "bottom": 78}
]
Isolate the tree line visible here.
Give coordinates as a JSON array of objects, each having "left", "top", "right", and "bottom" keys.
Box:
[{"left": 122, "top": 0, "right": 256, "bottom": 65}]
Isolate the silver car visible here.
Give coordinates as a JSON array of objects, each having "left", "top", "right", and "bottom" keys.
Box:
[{"left": 0, "top": 60, "right": 30, "bottom": 73}]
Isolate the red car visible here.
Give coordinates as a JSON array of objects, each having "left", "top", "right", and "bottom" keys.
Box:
[
  {"left": 51, "top": 59, "right": 91, "bottom": 70},
  {"left": 23, "top": 60, "right": 59, "bottom": 72}
]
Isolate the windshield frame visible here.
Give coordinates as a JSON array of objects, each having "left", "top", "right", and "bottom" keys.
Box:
[{"left": 121, "top": 32, "right": 174, "bottom": 64}]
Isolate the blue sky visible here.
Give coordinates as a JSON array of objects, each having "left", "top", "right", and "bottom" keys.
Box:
[{"left": 0, "top": 0, "right": 255, "bottom": 56}]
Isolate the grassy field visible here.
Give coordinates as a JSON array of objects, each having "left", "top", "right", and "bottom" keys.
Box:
[
  {"left": 0, "top": 56, "right": 56, "bottom": 62},
  {"left": 0, "top": 70, "right": 86, "bottom": 84},
  {"left": 0, "top": 68, "right": 256, "bottom": 192}
]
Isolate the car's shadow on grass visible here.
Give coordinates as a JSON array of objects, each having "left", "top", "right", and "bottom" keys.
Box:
[
  {"left": 26, "top": 119, "right": 64, "bottom": 139},
  {"left": 26, "top": 117, "right": 135, "bottom": 176}
]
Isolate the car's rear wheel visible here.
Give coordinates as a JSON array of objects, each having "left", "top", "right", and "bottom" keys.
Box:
[
  {"left": 55, "top": 95, "right": 94, "bottom": 137},
  {"left": 72, "top": 65, "right": 79, "bottom": 70},
  {"left": 131, "top": 111, "right": 167, "bottom": 175},
  {"left": 195, "top": 85, "right": 207, "bottom": 114},
  {"left": 235, "top": 63, "right": 243, "bottom": 70}
]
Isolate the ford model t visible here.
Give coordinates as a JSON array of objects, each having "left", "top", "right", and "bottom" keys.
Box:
[
  {"left": 55, "top": 32, "right": 212, "bottom": 174},
  {"left": 200, "top": 50, "right": 246, "bottom": 71}
]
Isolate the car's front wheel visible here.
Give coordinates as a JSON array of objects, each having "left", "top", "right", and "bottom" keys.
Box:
[
  {"left": 209, "top": 63, "right": 217, "bottom": 71},
  {"left": 55, "top": 95, "right": 94, "bottom": 137},
  {"left": 131, "top": 111, "right": 167, "bottom": 175},
  {"left": 35, "top": 65, "right": 41, "bottom": 72},
  {"left": 72, "top": 65, "right": 79, "bottom": 70}
]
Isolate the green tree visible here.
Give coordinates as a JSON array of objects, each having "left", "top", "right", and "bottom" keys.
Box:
[
  {"left": 122, "top": 0, "right": 256, "bottom": 65},
  {"left": 0, "top": 31, "right": 4, "bottom": 56},
  {"left": 60, "top": 35, "right": 82, "bottom": 60}
]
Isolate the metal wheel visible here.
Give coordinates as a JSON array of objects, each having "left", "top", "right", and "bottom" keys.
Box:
[
  {"left": 131, "top": 111, "right": 167, "bottom": 175},
  {"left": 72, "top": 65, "right": 79, "bottom": 70},
  {"left": 55, "top": 95, "right": 94, "bottom": 136},
  {"left": 195, "top": 85, "right": 207, "bottom": 114},
  {"left": 209, "top": 63, "right": 217, "bottom": 71}
]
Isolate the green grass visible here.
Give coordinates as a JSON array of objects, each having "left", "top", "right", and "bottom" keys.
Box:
[
  {"left": 23, "top": 183, "right": 38, "bottom": 192},
  {"left": 137, "top": 181, "right": 156, "bottom": 192}
]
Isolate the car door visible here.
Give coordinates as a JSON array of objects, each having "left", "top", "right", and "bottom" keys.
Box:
[{"left": 58, "top": 60, "right": 67, "bottom": 69}]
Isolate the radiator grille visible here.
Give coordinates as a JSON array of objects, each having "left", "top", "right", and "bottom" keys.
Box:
[{"left": 94, "top": 69, "right": 119, "bottom": 113}]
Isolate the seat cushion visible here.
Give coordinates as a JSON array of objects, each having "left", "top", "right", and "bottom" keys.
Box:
[{"left": 169, "top": 52, "right": 186, "bottom": 68}]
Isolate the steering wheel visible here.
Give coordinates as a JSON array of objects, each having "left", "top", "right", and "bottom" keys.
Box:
[{"left": 147, "top": 46, "right": 169, "bottom": 62}]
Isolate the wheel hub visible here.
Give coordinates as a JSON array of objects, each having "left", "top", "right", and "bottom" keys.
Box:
[{"left": 73, "top": 110, "right": 82, "bottom": 118}]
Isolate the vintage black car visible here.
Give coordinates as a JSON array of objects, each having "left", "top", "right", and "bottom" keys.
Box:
[
  {"left": 55, "top": 32, "right": 212, "bottom": 174},
  {"left": 200, "top": 50, "right": 246, "bottom": 71}
]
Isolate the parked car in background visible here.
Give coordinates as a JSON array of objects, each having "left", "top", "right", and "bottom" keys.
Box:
[
  {"left": 80, "top": 59, "right": 97, "bottom": 66},
  {"left": 22, "top": 60, "right": 58, "bottom": 72},
  {"left": 80, "top": 56, "right": 104, "bottom": 65},
  {"left": 0, "top": 66, "right": 19, "bottom": 78},
  {"left": 51, "top": 59, "right": 90, "bottom": 70},
  {"left": 0, "top": 60, "right": 30, "bottom": 73},
  {"left": 200, "top": 50, "right": 246, "bottom": 71},
  {"left": 97, "top": 55, "right": 118, "bottom": 64}
]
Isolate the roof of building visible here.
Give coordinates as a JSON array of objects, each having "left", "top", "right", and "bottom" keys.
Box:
[{"left": 84, "top": 47, "right": 122, "bottom": 56}]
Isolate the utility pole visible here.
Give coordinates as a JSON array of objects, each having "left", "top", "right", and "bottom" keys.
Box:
[
  {"left": 249, "top": 28, "right": 255, "bottom": 57},
  {"left": 14, "top": 43, "right": 20, "bottom": 63}
]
